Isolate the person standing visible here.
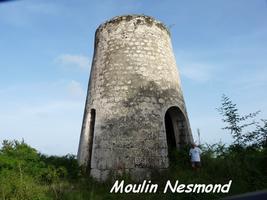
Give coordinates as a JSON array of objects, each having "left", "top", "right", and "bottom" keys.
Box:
[{"left": 189, "top": 143, "right": 202, "bottom": 170}]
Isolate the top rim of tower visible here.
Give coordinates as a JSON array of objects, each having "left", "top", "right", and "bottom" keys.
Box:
[{"left": 96, "top": 14, "right": 170, "bottom": 36}]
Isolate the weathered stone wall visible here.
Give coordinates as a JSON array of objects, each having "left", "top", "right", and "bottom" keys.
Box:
[{"left": 78, "top": 15, "right": 193, "bottom": 181}]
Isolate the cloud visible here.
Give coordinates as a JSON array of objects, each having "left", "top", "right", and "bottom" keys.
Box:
[
  {"left": 179, "top": 62, "right": 215, "bottom": 82},
  {"left": 0, "top": 1, "right": 61, "bottom": 27},
  {"left": 230, "top": 67, "right": 267, "bottom": 91},
  {"left": 25, "top": 3, "right": 60, "bottom": 15},
  {"left": 0, "top": 99, "right": 83, "bottom": 155},
  {"left": 174, "top": 49, "right": 218, "bottom": 82},
  {"left": 56, "top": 54, "right": 90, "bottom": 70},
  {"left": 67, "top": 80, "right": 85, "bottom": 98},
  {"left": 0, "top": 80, "right": 85, "bottom": 155}
]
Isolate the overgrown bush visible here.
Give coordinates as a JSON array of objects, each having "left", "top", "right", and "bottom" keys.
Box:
[{"left": 0, "top": 139, "right": 266, "bottom": 200}]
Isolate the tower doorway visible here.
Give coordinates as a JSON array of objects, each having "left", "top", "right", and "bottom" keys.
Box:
[{"left": 164, "top": 106, "right": 189, "bottom": 162}]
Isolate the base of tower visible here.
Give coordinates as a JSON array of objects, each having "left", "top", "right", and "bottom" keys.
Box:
[{"left": 90, "top": 168, "right": 167, "bottom": 182}]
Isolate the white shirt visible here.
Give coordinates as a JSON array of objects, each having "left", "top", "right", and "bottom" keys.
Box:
[{"left": 189, "top": 147, "right": 202, "bottom": 162}]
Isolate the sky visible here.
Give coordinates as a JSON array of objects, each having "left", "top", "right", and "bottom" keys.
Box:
[{"left": 0, "top": 0, "right": 267, "bottom": 155}]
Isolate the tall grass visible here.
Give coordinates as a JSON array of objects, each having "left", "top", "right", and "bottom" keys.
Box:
[{"left": 0, "top": 140, "right": 266, "bottom": 200}]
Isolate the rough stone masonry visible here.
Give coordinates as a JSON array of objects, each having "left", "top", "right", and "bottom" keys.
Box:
[{"left": 77, "top": 15, "right": 193, "bottom": 181}]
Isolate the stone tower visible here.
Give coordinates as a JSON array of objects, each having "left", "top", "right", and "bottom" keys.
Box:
[{"left": 77, "top": 15, "right": 193, "bottom": 181}]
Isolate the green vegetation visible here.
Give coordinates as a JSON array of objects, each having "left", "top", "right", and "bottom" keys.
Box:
[
  {"left": 0, "top": 140, "right": 266, "bottom": 200},
  {"left": 0, "top": 95, "right": 266, "bottom": 200},
  {"left": 218, "top": 94, "right": 266, "bottom": 147}
]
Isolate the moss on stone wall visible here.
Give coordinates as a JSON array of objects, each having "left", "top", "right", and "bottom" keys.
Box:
[{"left": 96, "top": 15, "right": 170, "bottom": 36}]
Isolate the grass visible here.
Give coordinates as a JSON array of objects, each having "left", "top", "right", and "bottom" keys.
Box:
[{"left": 0, "top": 141, "right": 266, "bottom": 200}]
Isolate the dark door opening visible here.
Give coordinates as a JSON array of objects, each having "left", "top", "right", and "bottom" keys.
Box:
[
  {"left": 165, "top": 111, "right": 177, "bottom": 150},
  {"left": 88, "top": 109, "right": 96, "bottom": 170},
  {"left": 164, "top": 106, "right": 189, "bottom": 163},
  {"left": 165, "top": 109, "right": 177, "bottom": 163}
]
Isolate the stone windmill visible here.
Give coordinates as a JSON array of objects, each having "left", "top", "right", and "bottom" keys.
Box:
[{"left": 77, "top": 15, "right": 193, "bottom": 181}]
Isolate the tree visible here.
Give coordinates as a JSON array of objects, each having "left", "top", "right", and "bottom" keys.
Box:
[
  {"left": 217, "top": 94, "right": 260, "bottom": 146},
  {"left": 244, "top": 119, "right": 267, "bottom": 147}
]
